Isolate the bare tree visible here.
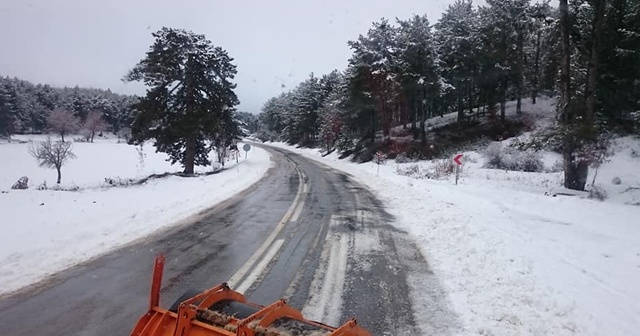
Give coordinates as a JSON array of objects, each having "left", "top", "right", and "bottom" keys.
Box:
[
  {"left": 83, "top": 110, "right": 106, "bottom": 142},
  {"left": 29, "top": 138, "right": 77, "bottom": 184},
  {"left": 47, "top": 108, "right": 79, "bottom": 142}
]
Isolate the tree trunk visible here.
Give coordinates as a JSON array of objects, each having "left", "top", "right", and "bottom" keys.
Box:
[
  {"left": 559, "top": 0, "right": 589, "bottom": 190},
  {"left": 457, "top": 80, "right": 464, "bottom": 123},
  {"left": 516, "top": 26, "right": 524, "bottom": 114},
  {"left": 468, "top": 80, "right": 474, "bottom": 120},
  {"left": 411, "top": 104, "right": 417, "bottom": 138},
  {"left": 559, "top": 0, "right": 572, "bottom": 124},
  {"left": 370, "top": 107, "right": 376, "bottom": 141},
  {"left": 532, "top": 30, "right": 542, "bottom": 104},
  {"left": 56, "top": 166, "right": 62, "bottom": 184},
  {"left": 411, "top": 89, "right": 418, "bottom": 139},
  {"left": 90, "top": 130, "right": 95, "bottom": 143},
  {"left": 584, "top": 0, "right": 606, "bottom": 125},
  {"left": 421, "top": 99, "right": 427, "bottom": 144},
  {"left": 61, "top": 132, "right": 65, "bottom": 143},
  {"left": 184, "top": 136, "right": 196, "bottom": 175},
  {"left": 563, "top": 148, "right": 589, "bottom": 190},
  {"left": 500, "top": 80, "right": 507, "bottom": 121},
  {"left": 380, "top": 98, "right": 390, "bottom": 138}
]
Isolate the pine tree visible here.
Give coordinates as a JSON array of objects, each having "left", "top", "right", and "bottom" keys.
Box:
[
  {"left": 599, "top": 0, "right": 640, "bottom": 123},
  {"left": 435, "top": 0, "right": 480, "bottom": 122},
  {"left": 478, "top": 0, "right": 531, "bottom": 120},
  {"left": 125, "top": 27, "right": 240, "bottom": 174},
  {"left": 348, "top": 18, "right": 399, "bottom": 138},
  {"left": 259, "top": 94, "right": 289, "bottom": 141},
  {"left": 0, "top": 82, "right": 16, "bottom": 138},
  {"left": 318, "top": 71, "right": 347, "bottom": 151},
  {"left": 292, "top": 74, "right": 324, "bottom": 146},
  {"left": 526, "top": 1, "right": 554, "bottom": 104},
  {"left": 398, "top": 14, "right": 441, "bottom": 142}
]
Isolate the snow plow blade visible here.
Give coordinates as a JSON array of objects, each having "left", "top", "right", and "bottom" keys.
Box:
[{"left": 131, "top": 255, "right": 371, "bottom": 336}]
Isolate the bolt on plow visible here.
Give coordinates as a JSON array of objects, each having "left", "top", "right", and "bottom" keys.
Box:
[{"left": 131, "top": 255, "right": 371, "bottom": 336}]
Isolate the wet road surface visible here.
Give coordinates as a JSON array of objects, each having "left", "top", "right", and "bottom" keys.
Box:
[{"left": 0, "top": 145, "right": 453, "bottom": 335}]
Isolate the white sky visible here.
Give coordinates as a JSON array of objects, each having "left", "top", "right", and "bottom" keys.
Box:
[{"left": 0, "top": 0, "right": 459, "bottom": 113}]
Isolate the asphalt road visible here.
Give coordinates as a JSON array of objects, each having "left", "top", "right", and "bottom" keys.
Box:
[{"left": 0, "top": 146, "right": 453, "bottom": 335}]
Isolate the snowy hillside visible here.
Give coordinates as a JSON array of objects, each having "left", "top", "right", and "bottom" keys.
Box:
[
  {"left": 265, "top": 98, "right": 640, "bottom": 335},
  {"left": 0, "top": 135, "right": 272, "bottom": 296}
]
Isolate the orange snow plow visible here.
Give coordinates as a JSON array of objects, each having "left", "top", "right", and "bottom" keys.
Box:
[{"left": 131, "top": 255, "right": 371, "bottom": 336}]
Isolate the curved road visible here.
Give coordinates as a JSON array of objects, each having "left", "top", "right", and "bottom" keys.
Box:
[{"left": 0, "top": 146, "right": 452, "bottom": 335}]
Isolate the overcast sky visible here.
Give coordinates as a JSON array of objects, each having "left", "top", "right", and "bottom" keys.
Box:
[{"left": 0, "top": 0, "right": 459, "bottom": 113}]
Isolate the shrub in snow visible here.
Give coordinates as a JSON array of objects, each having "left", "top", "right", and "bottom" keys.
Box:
[
  {"left": 37, "top": 181, "right": 48, "bottom": 190},
  {"left": 50, "top": 184, "right": 80, "bottom": 192},
  {"left": 519, "top": 151, "right": 544, "bottom": 172},
  {"left": 374, "top": 151, "right": 387, "bottom": 165},
  {"left": 11, "top": 176, "right": 29, "bottom": 190},
  {"left": 483, "top": 143, "right": 504, "bottom": 168},
  {"left": 396, "top": 160, "right": 455, "bottom": 180},
  {"left": 588, "top": 185, "right": 608, "bottom": 201},
  {"left": 482, "top": 143, "right": 544, "bottom": 172},
  {"left": 611, "top": 177, "right": 622, "bottom": 185},
  {"left": 104, "top": 177, "right": 136, "bottom": 187},
  {"left": 581, "top": 134, "right": 615, "bottom": 187},
  {"left": 545, "top": 160, "right": 564, "bottom": 173},
  {"left": 29, "top": 137, "right": 77, "bottom": 184},
  {"left": 396, "top": 164, "right": 421, "bottom": 178},
  {"left": 395, "top": 153, "right": 412, "bottom": 164},
  {"left": 428, "top": 159, "right": 456, "bottom": 179},
  {"left": 374, "top": 151, "right": 387, "bottom": 175}
]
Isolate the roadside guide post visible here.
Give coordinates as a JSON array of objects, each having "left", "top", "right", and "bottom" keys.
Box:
[
  {"left": 454, "top": 154, "right": 463, "bottom": 185},
  {"left": 243, "top": 143, "right": 251, "bottom": 160}
]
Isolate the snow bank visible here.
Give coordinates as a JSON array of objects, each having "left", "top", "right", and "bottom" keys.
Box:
[
  {"left": 266, "top": 138, "right": 640, "bottom": 336},
  {"left": 0, "top": 137, "right": 272, "bottom": 296}
]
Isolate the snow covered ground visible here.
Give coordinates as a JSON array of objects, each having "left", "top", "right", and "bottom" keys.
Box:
[
  {"left": 0, "top": 135, "right": 271, "bottom": 296},
  {"left": 265, "top": 119, "right": 640, "bottom": 334}
]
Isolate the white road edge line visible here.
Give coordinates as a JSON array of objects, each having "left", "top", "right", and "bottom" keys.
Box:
[
  {"left": 235, "top": 239, "right": 285, "bottom": 293},
  {"left": 227, "top": 164, "right": 306, "bottom": 289},
  {"left": 290, "top": 198, "right": 305, "bottom": 222}
]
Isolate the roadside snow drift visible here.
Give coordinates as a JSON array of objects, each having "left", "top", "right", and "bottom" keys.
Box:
[
  {"left": 267, "top": 136, "right": 640, "bottom": 336},
  {"left": 0, "top": 136, "right": 271, "bottom": 296}
]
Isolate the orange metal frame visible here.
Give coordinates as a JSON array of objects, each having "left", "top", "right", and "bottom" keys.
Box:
[{"left": 130, "top": 254, "right": 371, "bottom": 336}]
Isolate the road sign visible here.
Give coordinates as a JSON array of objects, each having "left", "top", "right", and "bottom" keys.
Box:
[
  {"left": 453, "top": 154, "right": 463, "bottom": 166},
  {"left": 453, "top": 154, "right": 463, "bottom": 185},
  {"left": 242, "top": 143, "right": 251, "bottom": 159}
]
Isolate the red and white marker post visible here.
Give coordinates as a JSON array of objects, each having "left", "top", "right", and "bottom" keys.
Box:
[{"left": 453, "top": 154, "right": 463, "bottom": 185}]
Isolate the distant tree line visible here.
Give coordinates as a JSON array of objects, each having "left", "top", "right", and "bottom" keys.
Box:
[
  {"left": 0, "top": 76, "right": 138, "bottom": 137},
  {"left": 258, "top": 0, "right": 640, "bottom": 190}
]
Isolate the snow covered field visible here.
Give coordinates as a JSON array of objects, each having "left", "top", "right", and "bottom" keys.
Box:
[
  {"left": 267, "top": 134, "right": 640, "bottom": 335},
  {"left": 0, "top": 135, "right": 272, "bottom": 296}
]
